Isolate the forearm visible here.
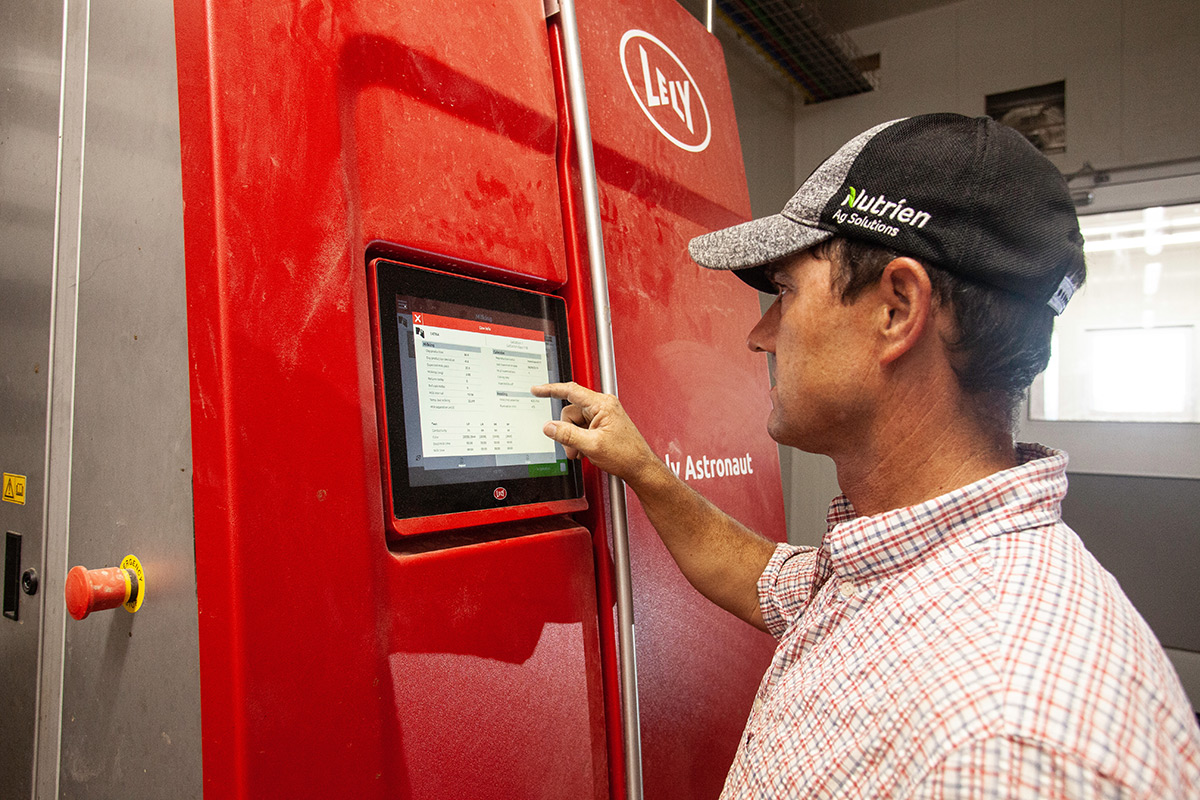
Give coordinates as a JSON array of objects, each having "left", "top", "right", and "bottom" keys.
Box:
[{"left": 626, "top": 457, "right": 776, "bottom": 631}]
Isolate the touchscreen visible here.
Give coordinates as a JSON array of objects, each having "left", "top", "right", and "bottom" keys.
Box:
[
  {"left": 371, "top": 259, "right": 582, "bottom": 531},
  {"left": 394, "top": 298, "right": 568, "bottom": 485}
]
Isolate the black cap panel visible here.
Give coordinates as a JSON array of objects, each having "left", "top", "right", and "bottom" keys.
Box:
[{"left": 691, "top": 113, "right": 1086, "bottom": 313}]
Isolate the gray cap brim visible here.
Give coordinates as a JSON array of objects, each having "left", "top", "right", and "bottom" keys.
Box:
[{"left": 688, "top": 213, "right": 833, "bottom": 294}]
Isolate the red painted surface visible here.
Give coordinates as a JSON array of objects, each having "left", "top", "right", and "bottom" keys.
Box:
[
  {"left": 574, "top": 3, "right": 787, "bottom": 799},
  {"left": 174, "top": 2, "right": 608, "bottom": 797},
  {"left": 383, "top": 521, "right": 610, "bottom": 800}
]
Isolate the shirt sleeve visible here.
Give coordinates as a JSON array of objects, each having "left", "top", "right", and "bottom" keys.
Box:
[
  {"left": 757, "top": 543, "right": 820, "bottom": 640},
  {"left": 906, "top": 735, "right": 1134, "bottom": 800}
]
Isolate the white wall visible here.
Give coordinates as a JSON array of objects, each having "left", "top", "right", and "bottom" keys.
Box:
[
  {"left": 795, "top": 0, "right": 1200, "bottom": 177},
  {"left": 718, "top": 27, "right": 797, "bottom": 216}
]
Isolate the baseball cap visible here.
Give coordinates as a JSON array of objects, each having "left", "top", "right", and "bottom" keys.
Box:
[{"left": 689, "top": 113, "right": 1085, "bottom": 314}]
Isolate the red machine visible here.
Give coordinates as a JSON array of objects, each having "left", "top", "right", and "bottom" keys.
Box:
[{"left": 169, "top": 0, "right": 785, "bottom": 796}]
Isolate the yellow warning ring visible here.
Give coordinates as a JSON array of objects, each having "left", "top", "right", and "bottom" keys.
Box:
[{"left": 120, "top": 554, "right": 145, "bottom": 613}]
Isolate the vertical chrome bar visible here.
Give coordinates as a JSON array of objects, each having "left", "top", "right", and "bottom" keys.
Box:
[
  {"left": 35, "top": 0, "right": 89, "bottom": 796},
  {"left": 555, "top": 1, "right": 644, "bottom": 798},
  {"left": 706, "top": 0, "right": 714, "bottom": 33}
]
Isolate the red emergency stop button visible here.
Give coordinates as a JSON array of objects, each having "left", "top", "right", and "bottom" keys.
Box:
[{"left": 65, "top": 555, "right": 145, "bottom": 620}]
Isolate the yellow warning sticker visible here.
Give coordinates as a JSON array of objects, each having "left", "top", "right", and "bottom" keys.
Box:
[
  {"left": 121, "top": 554, "right": 145, "bottom": 613},
  {"left": 2, "top": 473, "right": 27, "bottom": 506}
]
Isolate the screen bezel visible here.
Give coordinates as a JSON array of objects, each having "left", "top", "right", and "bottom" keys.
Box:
[{"left": 369, "top": 258, "right": 585, "bottom": 535}]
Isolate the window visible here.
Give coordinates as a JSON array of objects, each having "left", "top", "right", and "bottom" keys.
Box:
[{"left": 1030, "top": 201, "right": 1200, "bottom": 424}]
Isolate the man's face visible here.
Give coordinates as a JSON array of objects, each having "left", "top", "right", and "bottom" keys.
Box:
[{"left": 746, "top": 250, "right": 880, "bottom": 455}]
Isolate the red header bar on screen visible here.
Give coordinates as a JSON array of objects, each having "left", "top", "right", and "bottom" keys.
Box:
[{"left": 412, "top": 311, "right": 544, "bottom": 342}]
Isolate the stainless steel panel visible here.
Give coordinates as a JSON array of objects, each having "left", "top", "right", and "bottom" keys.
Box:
[
  {"left": 36, "top": 1, "right": 89, "bottom": 792},
  {"left": 53, "top": 0, "right": 202, "bottom": 796},
  {"left": 0, "top": 0, "right": 66, "bottom": 796}
]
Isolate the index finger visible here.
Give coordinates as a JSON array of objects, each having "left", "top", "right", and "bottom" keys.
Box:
[{"left": 530, "top": 381, "right": 601, "bottom": 407}]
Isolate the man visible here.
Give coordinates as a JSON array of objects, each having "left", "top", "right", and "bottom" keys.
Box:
[{"left": 533, "top": 114, "right": 1200, "bottom": 797}]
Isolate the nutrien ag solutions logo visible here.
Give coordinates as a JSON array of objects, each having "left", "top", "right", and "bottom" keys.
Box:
[
  {"left": 619, "top": 29, "right": 711, "bottom": 153},
  {"left": 831, "top": 186, "right": 933, "bottom": 237}
]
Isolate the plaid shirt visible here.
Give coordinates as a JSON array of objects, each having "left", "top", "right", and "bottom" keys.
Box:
[{"left": 722, "top": 444, "right": 1200, "bottom": 799}]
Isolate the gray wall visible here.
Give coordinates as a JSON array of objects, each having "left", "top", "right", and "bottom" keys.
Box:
[
  {"left": 716, "top": 28, "right": 797, "bottom": 219},
  {"left": 1061, "top": 474, "right": 1200, "bottom": 654}
]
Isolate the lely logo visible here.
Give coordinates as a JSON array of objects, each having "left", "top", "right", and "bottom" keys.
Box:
[
  {"left": 493, "top": 487, "right": 507, "bottom": 501},
  {"left": 619, "top": 29, "right": 711, "bottom": 153}
]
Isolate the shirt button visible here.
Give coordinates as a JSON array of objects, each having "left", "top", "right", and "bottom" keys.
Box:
[
  {"left": 752, "top": 697, "right": 763, "bottom": 715},
  {"left": 838, "top": 580, "right": 856, "bottom": 599}
]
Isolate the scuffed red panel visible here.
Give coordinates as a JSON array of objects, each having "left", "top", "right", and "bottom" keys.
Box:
[
  {"left": 342, "top": 6, "right": 568, "bottom": 286},
  {"left": 384, "top": 526, "right": 608, "bottom": 800},
  {"left": 180, "top": 2, "right": 567, "bottom": 291},
  {"left": 579, "top": 0, "right": 751, "bottom": 234},
  {"left": 174, "top": 1, "right": 600, "bottom": 797}
]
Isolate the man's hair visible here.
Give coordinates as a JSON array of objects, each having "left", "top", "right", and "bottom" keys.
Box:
[{"left": 812, "top": 237, "right": 1086, "bottom": 430}]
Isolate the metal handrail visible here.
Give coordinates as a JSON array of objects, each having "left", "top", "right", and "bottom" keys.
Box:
[{"left": 554, "top": 2, "right": 644, "bottom": 798}]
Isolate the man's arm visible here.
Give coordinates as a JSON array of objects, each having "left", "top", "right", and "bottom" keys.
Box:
[{"left": 532, "top": 381, "right": 776, "bottom": 631}]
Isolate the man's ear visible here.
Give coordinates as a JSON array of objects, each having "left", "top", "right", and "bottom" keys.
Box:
[{"left": 876, "top": 257, "right": 933, "bottom": 365}]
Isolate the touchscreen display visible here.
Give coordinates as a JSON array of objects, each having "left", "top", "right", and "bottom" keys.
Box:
[
  {"left": 370, "top": 259, "right": 583, "bottom": 533},
  {"left": 396, "top": 298, "right": 567, "bottom": 484}
]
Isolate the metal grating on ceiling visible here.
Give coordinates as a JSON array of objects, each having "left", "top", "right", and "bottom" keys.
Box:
[{"left": 716, "top": 0, "right": 876, "bottom": 103}]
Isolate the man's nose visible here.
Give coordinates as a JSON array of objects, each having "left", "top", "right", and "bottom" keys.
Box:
[{"left": 747, "top": 297, "right": 780, "bottom": 353}]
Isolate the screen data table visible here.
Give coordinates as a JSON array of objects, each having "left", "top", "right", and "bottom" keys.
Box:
[{"left": 412, "top": 312, "right": 556, "bottom": 461}]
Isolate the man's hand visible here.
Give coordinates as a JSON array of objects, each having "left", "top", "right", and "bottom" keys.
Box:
[
  {"left": 531, "top": 382, "right": 661, "bottom": 488},
  {"left": 534, "top": 381, "right": 774, "bottom": 631}
]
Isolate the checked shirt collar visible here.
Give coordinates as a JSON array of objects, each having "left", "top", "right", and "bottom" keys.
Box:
[{"left": 820, "top": 443, "right": 1069, "bottom": 585}]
